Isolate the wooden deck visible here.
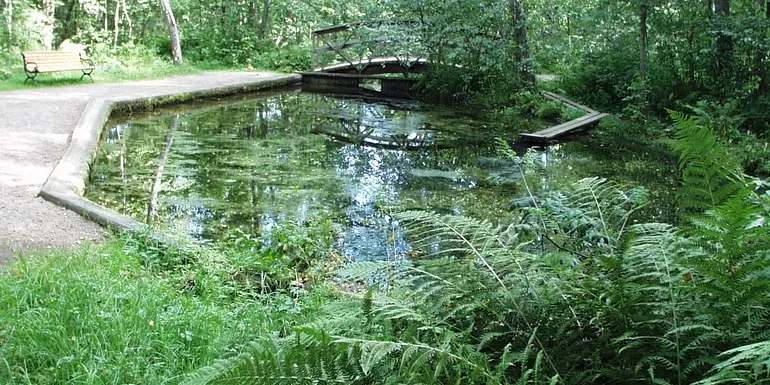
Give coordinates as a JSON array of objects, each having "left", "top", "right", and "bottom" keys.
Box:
[{"left": 519, "top": 92, "right": 608, "bottom": 144}]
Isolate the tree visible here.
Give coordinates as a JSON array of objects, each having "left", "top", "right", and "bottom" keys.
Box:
[
  {"left": 2, "top": 0, "right": 12, "bottom": 45},
  {"left": 639, "top": 1, "right": 648, "bottom": 86},
  {"left": 160, "top": 0, "right": 183, "bottom": 65},
  {"left": 510, "top": 0, "right": 534, "bottom": 87},
  {"left": 715, "top": 0, "right": 732, "bottom": 73},
  {"left": 41, "top": 0, "right": 54, "bottom": 49},
  {"left": 147, "top": 114, "right": 178, "bottom": 224}
]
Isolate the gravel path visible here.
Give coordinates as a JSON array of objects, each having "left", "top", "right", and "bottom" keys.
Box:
[{"left": 0, "top": 71, "right": 292, "bottom": 265}]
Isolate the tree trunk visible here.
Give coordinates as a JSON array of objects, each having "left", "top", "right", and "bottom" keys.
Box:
[
  {"left": 59, "top": 0, "right": 79, "bottom": 45},
  {"left": 121, "top": 0, "right": 133, "bottom": 43},
  {"left": 4, "top": 0, "right": 11, "bottom": 44},
  {"left": 138, "top": 13, "right": 155, "bottom": 42},
  {"left": 509, "top": 0, "right": 535, "bottom": 87},
  {"left": 104, "top": 0, "right": 108, "bottom": 35},
  {"left": 715, "top": 0, "right": 732, "bottom": 73},
  {"left": 688, "top": 24, "right": 697, "bottom": 89},
  {"left": 113, "top": 0, "right": 120, "bottom": 49},
  {"left": 159, "top": 0, "right": 183, "bottom": 65},
  {"left": 250, "top": 0, "right": 258, "bottom": 31},
  {"left": 42, "top": 0, "right": 55, "bottom": 50},
  {"left": 760, "top": 1, "right": 770, "bottom": 94},
  {"left": 640, "top": 2, "right": 648, "bottom": 86},
  {"left": 259, "top": 0, "right": 270, "bottom": 41},
  {"left": 147, "top": 115, "right": 178, "bottom": 224}
]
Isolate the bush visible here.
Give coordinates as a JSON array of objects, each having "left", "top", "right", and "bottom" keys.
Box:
[
  {"left": 534, "top": 100, "right": 563, "bottom": 120},
  {"left": 561, "top": 41, "right": 684, "bottom": 115},
  {"left": 248, "top": 44, "right": 312, "bottom": 72}
]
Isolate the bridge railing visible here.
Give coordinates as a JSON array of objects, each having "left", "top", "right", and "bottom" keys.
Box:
[{"left": 311, "top": 20, "right": 427, "bottom": 75}]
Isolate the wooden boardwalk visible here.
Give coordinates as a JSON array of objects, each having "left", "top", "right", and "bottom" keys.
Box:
[
  {"left": 316, "top": 57, "right": 430, "bottom": 75},
  {"left": 519, "top": 91, "right": 608, "bottom": 144}
]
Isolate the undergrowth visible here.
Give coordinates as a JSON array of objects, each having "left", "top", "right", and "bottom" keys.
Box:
[
  {"left": 0, "top": 221, "right": 340, "bottom": 384},
  {"left": 183, "top": 112, "right": 770, "bottom": 384}
]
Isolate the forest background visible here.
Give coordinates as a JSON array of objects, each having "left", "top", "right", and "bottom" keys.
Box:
[{"left": 2, "top": 0, "right": 770, "bottom": 172}]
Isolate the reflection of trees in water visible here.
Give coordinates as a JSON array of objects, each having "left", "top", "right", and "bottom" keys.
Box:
[
  {"left": 87, "top": 92, "right": 504, "bottom": 243},
  {"left": 339, "top": 117, "right": 374, "bottom": 144},
  {"left": 147, "top": 114, "right": 178, "bottom": 224}
]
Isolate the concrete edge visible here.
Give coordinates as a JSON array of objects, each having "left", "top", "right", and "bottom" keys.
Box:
[
  {"left": 110, "top": 73, "right": 302, "bottom": 114},
  {"left": 39, "top": 73, "right": 303, "bottom": 239}
]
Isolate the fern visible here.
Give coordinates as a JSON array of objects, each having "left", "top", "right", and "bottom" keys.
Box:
[
  {"left": 515, "top": 177, "right": 647, "bottom": 258},
  {"left": 181, "top": 337, "right": 366, "bottom": 385},
  {"left": 695, "top": 341, "right": 770, "bottom": 385},
  {"left": 669, "top": 110, "right": 745, "bottom": 212},
  {"left": 670, "top": 111, "right": 770, "bottom": 340},
  {"left": 182, "top": 113, "right": 769, "bottom": 385}
]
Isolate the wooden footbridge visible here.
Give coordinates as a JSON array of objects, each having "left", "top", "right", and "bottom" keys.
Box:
[
  {"left": 307, "top": 20, "right": 608, "bottom": 141},
  {"left": 311, "top": 20, "right": 424, "bottom": 75},
  {"left": 302, "top": 20, "right": 427, "bottom": 97}
]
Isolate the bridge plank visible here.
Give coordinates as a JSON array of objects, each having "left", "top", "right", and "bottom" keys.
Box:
[
  {"left": 316, "top": 57, "right": 429, "bottom": 75},
  {"left": 520, "top": 113, "right": 609, "bottom": 143},
  {"left": 541, "top": 91, "right": 597, "bottom": 114}
]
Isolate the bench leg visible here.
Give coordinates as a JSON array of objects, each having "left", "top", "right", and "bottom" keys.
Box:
[
  {"left": 81, "top": 69, "right": 95, "bottom": 82},
  {"left": 24, "top": 72, "right": 38, "bottom": 86}
]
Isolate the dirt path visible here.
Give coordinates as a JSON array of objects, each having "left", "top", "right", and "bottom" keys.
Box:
[{"left": 0, "top": 71, "right": 292, "bottom": 265}]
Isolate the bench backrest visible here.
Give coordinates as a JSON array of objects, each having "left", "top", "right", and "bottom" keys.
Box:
[{"left": 22, "top": 51, "right": 83, "bottom": 65}]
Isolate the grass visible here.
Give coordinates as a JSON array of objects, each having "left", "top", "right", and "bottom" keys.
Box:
[
  {"left": 0, "top": 64, "right": 201, "bottom": 92},
  {"left": 0, "top": 229, "right": 337, "bottom": 385}
]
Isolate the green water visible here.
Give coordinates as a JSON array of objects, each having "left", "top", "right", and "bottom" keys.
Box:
[{"left": 85, "top": 90, "right": 678, "bottom": 260}]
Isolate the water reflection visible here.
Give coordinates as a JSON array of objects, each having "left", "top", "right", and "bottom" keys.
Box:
[{"left": 86, "top": 92, "right": 678, "bottom": 260}]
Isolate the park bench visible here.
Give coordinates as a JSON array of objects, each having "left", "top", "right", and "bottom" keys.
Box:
[{"left": 21, "top": 51, "right": 95, "bottom": 86}]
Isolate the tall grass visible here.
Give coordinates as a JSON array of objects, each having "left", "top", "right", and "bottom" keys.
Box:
[{"left": 0, "top": 231, "right": 334, "bottom": 385}]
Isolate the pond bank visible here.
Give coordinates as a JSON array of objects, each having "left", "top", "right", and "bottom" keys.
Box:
[{"left": 0, "top": 71, "right": 300, "bottom": 265}]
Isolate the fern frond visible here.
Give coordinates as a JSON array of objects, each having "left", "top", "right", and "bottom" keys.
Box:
[
  {"left": 182, "top": 337, "right": 365, "bottom": 385},
  {"left": 334, "top": 337, "right": 500, "bottom": 384},
  {"left": 694, "top": 340, "right": 770, "bottom": 385},
  {"left": 668, "top": 110, "right": 746, "bottom": 212}
]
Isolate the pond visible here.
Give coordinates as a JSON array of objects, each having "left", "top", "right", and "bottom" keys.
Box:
[{"left": 85, "top": 88, "right": 679, "bottom": 260}]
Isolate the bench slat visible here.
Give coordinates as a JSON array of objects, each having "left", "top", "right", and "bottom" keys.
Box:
[
  {"left": 31, "top": 65, "right": 95, "bottom": 71},
  {"left": 23, "top": 53, "right": 81, "bottom": 59},
  {"left": 26, "top": 58, "right": 83, "bottom": 63},
  {"left": 27, "top": 67, "right": 95, "bottom": 74}
]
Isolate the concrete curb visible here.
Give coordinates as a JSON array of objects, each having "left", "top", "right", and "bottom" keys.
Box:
[{"left": 39, "top": 73, "right": 302, "bottom": 236}]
